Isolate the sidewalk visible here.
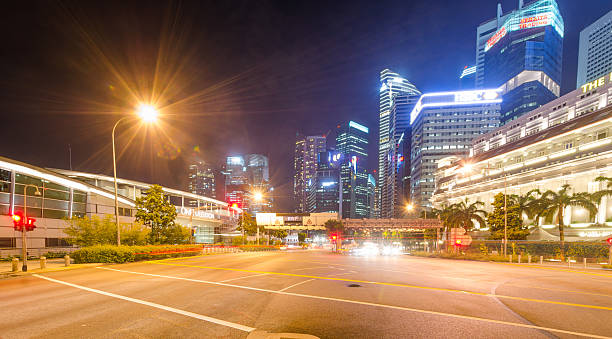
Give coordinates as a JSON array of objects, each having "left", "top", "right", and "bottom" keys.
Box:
[{"left": 0, "top": 258, "right": 102, "bottom": 279}]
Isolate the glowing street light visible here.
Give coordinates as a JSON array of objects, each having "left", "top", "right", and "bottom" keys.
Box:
[
  {"left": 112, "top": 103, "right": 158, "bottom": 245},
  {"left": 253, "top": 191, "right": 264, "bottom": 202},
  {"left": 137, "top": 104, "right": 158, "bottom": 123},
  {"left": 405, "top": 203, "right": 414, "bottom": 211}
]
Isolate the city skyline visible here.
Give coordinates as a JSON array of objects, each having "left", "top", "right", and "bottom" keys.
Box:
[{"left": 0, "top": 0, "right": 610, "bottom": 212}]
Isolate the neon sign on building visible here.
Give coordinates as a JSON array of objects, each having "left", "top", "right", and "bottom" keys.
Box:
[{"left": 484, "top": 0, "right": 564, "bottom": 52}]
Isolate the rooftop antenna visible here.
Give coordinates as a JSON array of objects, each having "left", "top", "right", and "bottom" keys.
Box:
[
  {"left": 497, "top": 3, "right": 503, "bottom": 27},
  {"left": 518, "top": 0, "right": 524, "bottom": 9}
]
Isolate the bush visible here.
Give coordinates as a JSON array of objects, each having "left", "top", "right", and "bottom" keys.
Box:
[
  {"left": 238, "top": 245, "right": 279, "bottom": 252},
  {"left": 72, "top": 244, "right": 203, "bottom": 263},
  {"left": 470, "top": 241, "right": 609, "bottom": 259}
]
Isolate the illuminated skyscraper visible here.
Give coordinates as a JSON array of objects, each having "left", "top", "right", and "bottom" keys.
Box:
[
  {"left": 187, "top": 160, "right": 216, "bottom": 206},
  {"left": 378, "top": 69, "right": 420, "bottom": 218},
  {"left": 293, "top": 134, "right": 327, "bottom": 212},
  {"left": 224, "top": 154, "right": 271, "bottom": 213},
  {"left": 409, "top": 89, "right": 501, "bottom": 208},
  {"left": 481, "top": 0, "right": 564, "bottom": 124},
  {"left": 224, "top": 156, "right": 247, "bottom": 209},
  {"left": 336, "top": 121, "right": 370, "bottom": 219},
  {"left": 577, "top": 10, "right": 612, "bottom": 88}
]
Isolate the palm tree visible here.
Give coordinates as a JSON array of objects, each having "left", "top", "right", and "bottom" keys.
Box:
[
  {"left": 536, "top": 184, "right": 598, "bottom": 258},
  {"left": 447, "top": 199, "right": 488, "bottom": 231},
  {"left": 429, "top": 204, "right": 457, "bottom": 250},
  {"left": 509, "top": 189, "right": 540, "bottom": 225}
]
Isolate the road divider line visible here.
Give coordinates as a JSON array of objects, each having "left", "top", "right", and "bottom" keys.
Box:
[
  {"left": 95, "top": 267, "right": 611, "bottom": 339},
  {"left": 220, "top": 273, "right": 269, "bottom": 283},
  {"left": 279, "top": 279, "right": 315, "bottom": 292},
  {"left": 503, "top": 283, "right": 612, "bottom": 299},
  {"left": 145, "top": 261, "right": 612, "bottom": 312},
  {"left": 33, "top": 274, "right": 255, "bottom": 333},
  {"left": 494, "top": 262, "right": 612, "bottom": 277}
]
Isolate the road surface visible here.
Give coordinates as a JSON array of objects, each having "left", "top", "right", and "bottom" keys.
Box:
[{"left": 1, "top": 250, "right": 612, "bottom": 338}]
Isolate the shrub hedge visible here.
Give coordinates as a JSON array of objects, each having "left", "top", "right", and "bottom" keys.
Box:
[
  {"left": 72, "top": 245, "right": 203, "bottom": 263},
  {"left": 470, "top": 241, "right": 609, "bottom": 259},
  {"left": 237, "top": 245, "right": 279, "bottom": 252}
]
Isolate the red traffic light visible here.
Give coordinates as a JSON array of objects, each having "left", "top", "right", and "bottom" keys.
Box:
[
  {"left": 11, "top": 211, "right": 24, "bottom": 231},
  {"left": 331, "top": 235, "right": 337, "bottom": 240},
  {"left": 455, "top": 239, "right": 462, "bottom": 246},
  {"left": 25, "top": 217, "right": 37, "bottom": 232},
  {"left": 607, "top": 237, "right": 612, "bottom": 246}
]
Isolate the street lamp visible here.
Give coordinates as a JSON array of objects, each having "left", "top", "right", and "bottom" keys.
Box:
[
  {"left": 112, "top": 104, "right": 158, "bottom": 245},
  {"left": 405, "top": 203, "right": 414, "bottom": 212},
  {"left": 21, "top": 184, "right": 41, "bottom": 272},
  {"left": 462, "top": 163, "right": 508, "bottom": 256}
]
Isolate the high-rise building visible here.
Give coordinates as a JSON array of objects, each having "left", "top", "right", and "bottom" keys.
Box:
[
  {"left": 245, "top": 154, "right": 271, "bottom": 214},
  {"left": 409, "top": 89, "right": 501, "bottom": 208},
  {"left": 309, "top": 150, "right": 342, "bottom": 214},
  {"left": 336, "top": 121, "right": 370, "bottom": 219},
  {"left": 459, "top": 65, "right": 477, "bottom": 89},
  {"left": 224, "top": 156, "right": 248, "bottom": 210},
  {"left": 381, "top": 93, "right": 419, "bottom": 218},
  {"left": 187, "top": 160, "right": 216, "bottom": 206},
  {"left": 224, "top": 154, "right": 271, "bottom": 214},
  {"left": 378, "top": 69, "right": 421, "bottom": 218},
  {"left": 475, "top": 4, "right": 510, "bottom": 89},
  {"left": 293, "top": 134, "right": 327, "bottom": 212},
  {"left": 480, "top": 0, "right": 564, "bottom": 125},
  {"left": 367, "top": 174, "right": 376, "bottom": 218},
  {"left": 577, "top": 10, "right": 612, "bottom": 88}
]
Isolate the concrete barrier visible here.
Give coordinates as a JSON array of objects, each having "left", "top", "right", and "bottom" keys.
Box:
[
  {"left": 64, "top": 255, "right": 70, "bottom": 267},
  {"left": 518, "top": 254, "right": 521, "bottom": 264},
  {"left": 12, "top": 258, "right": 19, "bottom": 272},
  {"left": 528, "top": 255, "right": 531, "bottom": 264},
  {"left": 539, "top": 256, "right": 543, "bottom": 264},
  {"left": 40, "top": 256, "right": 47, "bottom": 269}
]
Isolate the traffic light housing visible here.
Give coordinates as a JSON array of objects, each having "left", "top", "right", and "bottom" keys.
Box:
[
  {"left": 331, "top": 234, "right": 337, "bottom": 241},
  {"left": 11, "top": 211, "right": 24, "bottom": 231},
  {"left": 607, "top": 237, "right": 612, "bottom": 246},
  {"left": 25, "top": 217, "right": 36, "bottom": 232}
]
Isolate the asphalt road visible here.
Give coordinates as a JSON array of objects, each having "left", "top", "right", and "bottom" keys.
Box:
[{"left": 1, "top": 250, "right": 612, "bottom": 338}]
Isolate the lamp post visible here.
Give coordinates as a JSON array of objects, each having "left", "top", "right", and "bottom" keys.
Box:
[
  {"left": 112, "top": 104, "right": 158, "bottom": 246},
  {"left": 21, "top": 184, "right": 42, "bottom": 272},
  {"left": 462, "top": 164, "right": 508, "bottom": 256}
]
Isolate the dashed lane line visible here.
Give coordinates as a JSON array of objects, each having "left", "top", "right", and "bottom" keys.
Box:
[
  {"left": 95, "top": 267, "right": 612, "bottom": 339},
  {"left": 33, "top": 274, "right": 255, "bottom": 333},
  {"left": 145, "top": 261, "right": 612, "bottom": 312}
]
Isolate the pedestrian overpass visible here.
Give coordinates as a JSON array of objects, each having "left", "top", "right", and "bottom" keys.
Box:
[{"left": 343, "top": 218, "right": 442, "bottom": 232}]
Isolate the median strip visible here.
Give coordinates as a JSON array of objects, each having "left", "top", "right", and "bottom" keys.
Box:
[{"left": 146, "top": 260, "right": 612, "bottom": 312}]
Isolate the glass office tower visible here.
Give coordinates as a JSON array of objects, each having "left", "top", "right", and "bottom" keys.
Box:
[
  {"left": 482, "top": 0, "right": 563, "bottom": 125},
  {"left": 336, "top": 121, "right": 370, "bottom": 219}
]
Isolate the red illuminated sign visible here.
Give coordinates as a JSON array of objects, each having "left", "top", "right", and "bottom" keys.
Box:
[
  {"left": 519, "top": 15, "right": 549, "bottom": 29},
  {"left": 486, "top": 27, "right": 507, "bottom": 50}
]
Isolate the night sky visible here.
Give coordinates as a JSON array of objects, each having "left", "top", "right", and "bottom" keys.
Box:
[{"left": 0, "top": 0, "right": 611, "bottom": 211}]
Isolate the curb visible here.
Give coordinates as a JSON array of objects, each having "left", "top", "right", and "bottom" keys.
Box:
[{"left": 0, "top": 263, "right": 104, "bottom": 279}]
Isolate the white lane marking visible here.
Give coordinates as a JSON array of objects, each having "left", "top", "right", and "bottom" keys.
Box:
[
  {"left": 278, "top": 279, "right": 315, "bottom": 292},
  {"left": 33, "top": 274, "right": 255, "bottom": 333},
  {"left": 219, "top": 273, "right": 269, "bottom": 283},
  {"left": 96, "top": 267, "right": 611, "bottom": 339}
]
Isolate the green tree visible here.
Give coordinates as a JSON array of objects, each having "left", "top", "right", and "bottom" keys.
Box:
[
  {"left": 447, "top": 199, "right": 487, "bottom": 232},
  {"left": 120, "top": 223, "right": 150, "bottom": 245},
  {"left": 270, "top": 229, "right": 288, "bottom": 240},
  {"left": 135, "top": 184, "right": 179, "bottom": 244},
  {"left": 64, "top": 215, "right": 116, "bottom": 246},
  {"left": 298, "top": 232, "right": 307, "bottom": 243},
  {"left": 591, "top": 176, "right": 612, "bottom": 212},
  {"left": 509, "top": 189, "right": 540, "bottom": 224},
  {"left": 487, "top": 193, "right": 529, "bottom": 240},
  {"left": 324, "top": 219, "right": 343, "bottom": 234},
  {"left": 237, "top": 212, "right": 261, "bottom": 236},
  {"left": 536, "top": 184, "right": 598, "bottom": 258}
]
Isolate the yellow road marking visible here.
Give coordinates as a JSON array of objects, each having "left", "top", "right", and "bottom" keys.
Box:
[
  {"left": 147, "top": 261, "right": 612, "bottom": 312},
  {"left": 97, "top": 267, "right": 612, "bottom": 339},
  {"left": 503, "top": 283, "right": 612, "bottom": 299}
]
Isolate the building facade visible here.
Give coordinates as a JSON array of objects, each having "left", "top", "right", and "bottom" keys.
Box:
[
  {"left": 0, "top": 156, "right": 241, "bottom": 256},
  {"left": 224, "top": 155, "right": 248, "bottom": 210},
  {"left": 308, "top": 150, "right": 342, "bottom": 215},
  {"left": 245, "top": 154, "right": 271, "bottom": 214},
  {"left": 481, "top": 0, "right": 563, "bottom": 125},
  {"left": 577, "top": 10, "right": 612, "bottom": 89},
  {"left": 187, "top": 160, "right": 216, "bottom": 206},
  {"left": 381, "top": 93, "right": 419, "bottom": 218},
  {"left": 475, "top": 3, "right": 510, "bottom": 89},
  {"left": 409, "top": 89, "right": 502, "bottom": 209},
  {"left": 293, "top": 135, "right": 327, "bottom": 213},
  {"left": 460, "top": 65, "right": 477, "bottom": 90},
  {"left": 378, "top": 69, "right": 421, "bottom": 218},
  {"left": 336, "top": 121, "right": 370, "bottom": 219},
  {"left": 433, "top": 77, "right": 612, "bottom": 240}
]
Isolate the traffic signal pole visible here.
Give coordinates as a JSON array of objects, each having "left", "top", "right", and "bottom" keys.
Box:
[{"left": 22, "top": 187, "right": 29, "bottom": 272}]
